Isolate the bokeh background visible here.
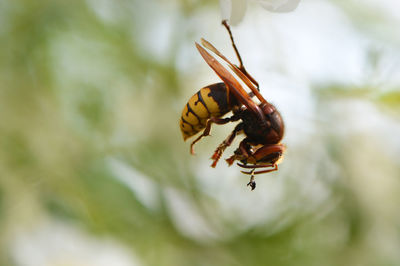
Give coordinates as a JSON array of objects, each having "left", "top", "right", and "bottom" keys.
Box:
[{"left": 1, "top": 0, "right": 400, "bottom": 265}]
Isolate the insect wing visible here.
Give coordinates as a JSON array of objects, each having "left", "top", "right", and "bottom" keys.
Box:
[
  {"left": 200, "top": 38, "right": 267, "bottom": 104},
  {"left": 195, "top": 42, "right": 265, "bottom": 122}
]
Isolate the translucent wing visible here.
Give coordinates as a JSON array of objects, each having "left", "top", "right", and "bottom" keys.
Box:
[
  {"left": 200, "top": 38, "right": 267, "bottom": 104},
  {"left": 195, "top": 42, "right": 266, "bottom": 122}
]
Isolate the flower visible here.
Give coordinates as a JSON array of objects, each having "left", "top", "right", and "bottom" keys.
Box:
[{"left": 220, "top": 0, "right": 301, "bottom": 25}]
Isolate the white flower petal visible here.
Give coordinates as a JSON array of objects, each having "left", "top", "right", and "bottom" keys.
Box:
[
  {"left": 258, "top": 0, "right": 301, "bottom": 12},
  {"left": 220, "top": 0, "right": 247, "bottom": 25},
  {"left": 219, "top": 0, "right": 232, "bottom": 21}
]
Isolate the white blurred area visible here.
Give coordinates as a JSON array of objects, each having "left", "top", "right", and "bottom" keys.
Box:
[{"left": 10, "top": 220, "right": 141, "bottom": 266}]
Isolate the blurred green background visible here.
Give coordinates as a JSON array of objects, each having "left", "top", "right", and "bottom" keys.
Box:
[{"left": 1, "top": 0, "right": 400, "bottom": 265}]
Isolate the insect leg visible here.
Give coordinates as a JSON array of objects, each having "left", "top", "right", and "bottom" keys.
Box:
[
  {"left": 237, "top": 163, "right": 274, "bottom": 169},
  {"left": 190, "top": 116, "right": 233, "bottom": 155},
  {"left": 242, "top": 165, "right": 278, "bottom": 191},
  {"left": 221, "top": 20, "right": 259, "bottom": 90},
  {"left": 251, "top": 144, "right": 285, "bottom": 164},
  {"left": 211, "top": 122, "right": 243, "bottom": 168},
  {"left": 238, "top": 163, "right": 278, "bottom": 190},
  {"left": 252, "top": 164, "right": 278, "bottom": 175},
  {"left": 240, "top": 164, "right": 278, "bottom": 175},
  {"left": 225, "top": 138, "right": 252, "bottom": 166},
  {"left": 246, "top": 169, "right": 256, "bottom": 191}
]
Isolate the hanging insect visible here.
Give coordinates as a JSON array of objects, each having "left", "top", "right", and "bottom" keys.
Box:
[{"left": 180, "top": 20, "right": 285, "bottom": 190}]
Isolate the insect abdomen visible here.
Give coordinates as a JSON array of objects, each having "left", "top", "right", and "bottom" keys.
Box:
[{"left": 180, "top": 82, "right": 233, "bottom": 140}]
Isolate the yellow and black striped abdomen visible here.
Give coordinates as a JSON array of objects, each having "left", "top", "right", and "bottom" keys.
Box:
[{"left": 180, "top": 83, "right": 235, "bottom": 140}]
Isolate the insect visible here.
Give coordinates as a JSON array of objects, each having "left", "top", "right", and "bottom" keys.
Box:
[{"left": 180, "top": 20, "right": 285, "bottom": 190}]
